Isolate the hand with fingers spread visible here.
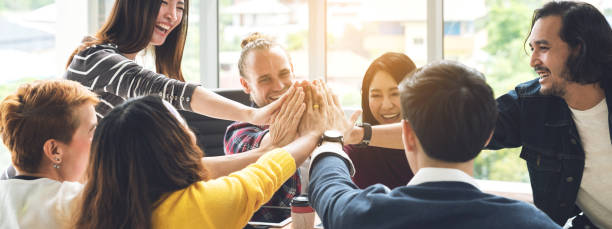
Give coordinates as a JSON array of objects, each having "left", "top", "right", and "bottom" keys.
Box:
[
  {"left": 315, "top": 80, "right": 361, "bottom": 139},
  {"left": 298, "top": 80, "right": 327, "bottom": 137},
  {"left": 268, "top": 83, "right": 306, "bottom": 148}
]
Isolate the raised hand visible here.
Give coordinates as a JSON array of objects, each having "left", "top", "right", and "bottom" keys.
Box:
[
  {"left": 315, "top": 80, "right": 361, "bottom": 139},
  {"left": 268, "top": 83, "right": 305, "bottom": 147},
  {"left": 249, "top": 85, "right": 295, "bottom": 125},
  {"left": 298, "top": 80, "right": 327, "bottom": 137}
]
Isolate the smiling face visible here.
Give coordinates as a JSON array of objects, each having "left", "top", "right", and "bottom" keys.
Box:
[
  {"left": 528, "top": 15, "right": 573, "bottom": 97},
  {"left": 240, "top": 47, "right": 294, "bottom": 107},
  {"left": 368, "top": 71, "right": 402, "bottom": 125},
  {"left": 150, "top": 0, "right": 185, "bottom": 46}
]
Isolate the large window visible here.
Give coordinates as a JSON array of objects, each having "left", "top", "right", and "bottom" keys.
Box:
[
  {"left": 0, "top": 0, "right": 58, "bottom": 84},
  {"left": 182, "top": 0, "right": 201, "bottom": 83},
  {"left": 326, "top": 0, "right": 427, "bottom": 108},
  {"left": 218, "top": 0, "right": 309, "bottom": 89},
  {"left": 443, "top": 0, "right": 533, "bottom": 182}
]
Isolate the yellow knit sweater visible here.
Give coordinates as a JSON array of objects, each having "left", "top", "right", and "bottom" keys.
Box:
[{"left": 151, "top": 148, "right": 296, "bottom": 229}]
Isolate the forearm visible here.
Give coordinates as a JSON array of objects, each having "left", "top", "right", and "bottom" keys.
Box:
[
  {"left": 370, "top": 123, "right": 403, "bottom": 149},
  {"left": 308, "top": 155, "right": 360, "bottom": 229},
  {"left": 201, "top": 145, "right": 272, "bottom": 179},
  {"left": 190, "top": 87, "right": 254, "bottom": 122},
  {"left": 282, "top": 133, "right": 319, "bottom": 166},
  {"left": 348, "top": 123, "right": 403, "bottom": 149}
]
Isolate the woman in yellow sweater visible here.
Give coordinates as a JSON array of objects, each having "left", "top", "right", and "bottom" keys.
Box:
[{"left": 73, "top": 82, "right": 335, "bottom": 229}]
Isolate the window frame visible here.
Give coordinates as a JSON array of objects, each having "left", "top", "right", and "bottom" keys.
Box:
[{"left": 205, "top": 0, "right": 444, "bottom": 85}]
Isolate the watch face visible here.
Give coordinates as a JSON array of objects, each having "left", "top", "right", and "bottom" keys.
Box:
[
  {"left": 324, "top": 130, "right": 342, "bottom": 138},
  {"left": 319, "top": 130, "right": 344, "bottom": 146}
]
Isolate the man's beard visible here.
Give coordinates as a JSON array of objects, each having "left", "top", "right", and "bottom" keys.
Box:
[
  {"left": 540, "top": 68, "right": 570, "bottom": 97},
  {"left": 541, "top": 80, "right": 567, "bottom": 97},
  {"left": 250, "top": 94, "right": 267, "bottom": 108}
]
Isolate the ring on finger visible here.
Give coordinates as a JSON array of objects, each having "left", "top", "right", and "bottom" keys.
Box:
[{"left": 313, "top": 104, "right": 320, "bottom": 109}]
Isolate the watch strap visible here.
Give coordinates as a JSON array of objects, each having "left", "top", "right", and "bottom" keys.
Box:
[{"left": 358, "top": 122, "right": 371, "bottom": 146}]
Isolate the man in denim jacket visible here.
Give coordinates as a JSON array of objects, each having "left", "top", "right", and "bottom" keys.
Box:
[{"left": 487, "top": 2, "right": 612, "bottom": 228}]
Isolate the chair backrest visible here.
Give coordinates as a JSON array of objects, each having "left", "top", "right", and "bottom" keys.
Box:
[{"left": 178, "top": 89, "right": 251, "bottom": 157}]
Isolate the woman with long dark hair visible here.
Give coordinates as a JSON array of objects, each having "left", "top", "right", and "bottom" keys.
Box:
[
  {"left": 344, "top": 52, "right": 417, "bottom": 189},
  {"left": 65, "top": 0, "right": 281, "bottom": 124},
  {"left": 74, "top": 92, "right": 336, "bottom": 228}
]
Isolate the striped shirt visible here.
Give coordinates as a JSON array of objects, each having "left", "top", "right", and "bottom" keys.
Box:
[{"left": 64, "top": 43, "right": 199, "bottom": 118}]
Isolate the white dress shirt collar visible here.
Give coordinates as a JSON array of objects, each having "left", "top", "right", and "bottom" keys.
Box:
[{"left": 407, "top": 167, "right": 480, "bottom": 190}]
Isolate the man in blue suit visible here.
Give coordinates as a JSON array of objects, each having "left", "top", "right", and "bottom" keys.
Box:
[{"left": 307, "top": 60, "right": 560, "bottom": 229}]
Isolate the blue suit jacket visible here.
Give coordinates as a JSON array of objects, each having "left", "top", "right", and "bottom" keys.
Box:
[{"left": 308, "top": 155, "right": 561, "bottom": 229}]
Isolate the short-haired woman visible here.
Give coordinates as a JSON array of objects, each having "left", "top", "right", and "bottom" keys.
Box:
[{"left": 0, "top": 80, "right": 99, "bottom": 228}]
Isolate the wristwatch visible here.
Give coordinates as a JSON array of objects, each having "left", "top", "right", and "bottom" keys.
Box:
[
  {"left": 357, "top": 122, "right": 371, "bottom": 147},
  {"left": 311, "top": 130, "right": 355, "bottom": 176},
  {"left": 319, "top": 130, "right": 344, "bottom": 146}
]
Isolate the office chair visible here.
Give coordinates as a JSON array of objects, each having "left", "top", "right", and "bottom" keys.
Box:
[{"left": 179, "top": 88, "right": 251, "bottom": 157}]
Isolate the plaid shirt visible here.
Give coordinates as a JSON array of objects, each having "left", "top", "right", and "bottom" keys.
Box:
[{"left": 224, "top": 121, "right": 301, "bottom": 223}]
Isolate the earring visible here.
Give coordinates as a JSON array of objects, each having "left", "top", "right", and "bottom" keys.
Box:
[{"left": 53, "top": 157, "right": 61, "bottom": 169}]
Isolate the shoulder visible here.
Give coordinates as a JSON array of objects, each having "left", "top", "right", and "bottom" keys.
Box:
[
  {"left": 513, "top": 78, "right": 542, "bottom": 96},
  {"left": 496, "top": 78, "right": 562, "bottom": 109},
  {"left": 224, "top": 122, "right": 270, "bottom": 154},
  {"left": 225, "top": 122, "right": 269, "bottom": 138},
  {"left": 394, "top": 184, "right": 558, "bottom": 227},
  {"left": 490, "top": 197, "right": 560, "bottom": 228},
  {"left": 67, "top": 43, "right": 128, "bottom": 72},
  {"left": 455, "top": 192, "right": 558, "bottom": 227},
  {"left": 57, "top": 180, "right": 85, "bottom": 195},
  {"left": 0, "top": 179, "right": 83, "bottom": 229},
  {"left": 28, "top": 179, "right": 83, "bottom": 202},
  {"left": 0, "top": 178, "right": 62, "bottom": 193},
  {"left": 0, "top": 178, "right": 83, "bottom": 209},
  {"left": 76, "top": 43, "right": 120, "bottom": 58}
]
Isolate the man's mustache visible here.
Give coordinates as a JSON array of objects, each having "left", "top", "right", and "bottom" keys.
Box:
[{"left": 534, "top": 66, "right": 550, "bottom": 72}]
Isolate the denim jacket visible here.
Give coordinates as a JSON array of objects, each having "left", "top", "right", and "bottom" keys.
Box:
[{"left": 487, "top": 78, "right": 612, "bottom": 226}]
